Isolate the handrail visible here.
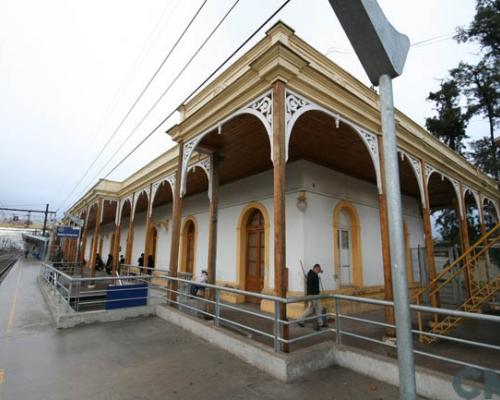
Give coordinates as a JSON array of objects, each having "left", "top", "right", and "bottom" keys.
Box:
[{"left": 413, "top": 222, "right": 499, "bottom": 302}]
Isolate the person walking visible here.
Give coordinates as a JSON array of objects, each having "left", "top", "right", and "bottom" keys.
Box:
[
  {"left": 138, "top": 253, "right": 144, "bottom": 274},
  {"left": 147, "top": 255, "right": 154, "bottom": 276},
  {"left": 298, "top": 264, "right": 328, "bottom": 330},
  {"left": 105, "top": 253, "right": 113, "bottom": 275}
]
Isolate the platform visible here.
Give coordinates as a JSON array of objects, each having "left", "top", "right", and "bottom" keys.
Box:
[{"left": 0, "top": 259, "right": 416, "bottom": 400}]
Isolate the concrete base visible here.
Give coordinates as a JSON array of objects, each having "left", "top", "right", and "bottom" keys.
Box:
[
  {"left": 39, "top": 278, "right": 157, "bottom": 329},
  {"left": 333, "top": 345, "right": 489, "bottom": 400},
  {"left": 155, "top": 304, "right": 336, "bottom": 382},
  {"left": 156, "top": 304, "right": 493, "bottom": 399}
]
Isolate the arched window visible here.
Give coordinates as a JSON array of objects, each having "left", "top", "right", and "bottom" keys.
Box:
[{"left": 333, "top": 201, "right": 363, "bottom": 288}]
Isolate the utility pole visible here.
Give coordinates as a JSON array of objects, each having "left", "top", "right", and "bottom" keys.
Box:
[
  {"left": 43, "top": 203, "right": 49, "bottom": 236},
  {"left": 328, "top": 1, "right": 416, "bottom": 399}
]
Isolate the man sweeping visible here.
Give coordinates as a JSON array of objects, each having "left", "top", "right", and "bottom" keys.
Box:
[{"left": 298, "top": 264, "right": 328, "bottom": 331}]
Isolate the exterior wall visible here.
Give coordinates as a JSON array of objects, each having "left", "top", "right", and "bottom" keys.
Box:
[
  {"left": 176, "top": 161, "right": 424, "bottom": 292},
  {"left": 131, "top": 211, "right": 147, "bottom": 264},
  {"left": 113, "top": 160, "right": 424, "bottom": 299},
  {"left": 99, "top": 222, "right": 114, "bottom": 258},
  {"left": 119, "top": 216, "right": 129, "bottom": 259},
  {"left": 151, "top": 203, "right": 172, "bottom": 270}
]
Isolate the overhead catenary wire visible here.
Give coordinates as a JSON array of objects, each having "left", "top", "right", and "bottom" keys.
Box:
[
  {"left": 94, "top": 0, "right": 243, "bottom": 181},
  {"left": 56, "top": 0, "right": 209, "bottom": 213},
  {"left": 100, "top": 0, "right": 293, "bottom": 182},
  {"left": 60, "top": 0, "right": 293, "bottom": 216}
]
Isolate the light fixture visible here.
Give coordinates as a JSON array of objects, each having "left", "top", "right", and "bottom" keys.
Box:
[{"left": 296, "top": 191, "right": 307, "bottom": 212}]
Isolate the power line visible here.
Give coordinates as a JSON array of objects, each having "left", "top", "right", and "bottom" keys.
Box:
[
  {"left": 62, "top": 0, "right": 293, "bottom": 215},
  {"left": 94, "top": 0, "right": 242, "bottom": 180},
  {"left": 102, "top": 0, "right": 293, "bottom": 179},
  {"left": 56, "top": 0, "right": 209, "bottom": 213}
]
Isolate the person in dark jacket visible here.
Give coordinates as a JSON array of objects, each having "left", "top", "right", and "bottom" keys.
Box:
[
  {"left": 147, "top": 255, "right": 154, "bottom": 276},
  {"left": 298, "top": 264, "right": 327, "bottom": 330},
  {"left": 138, "top": 253, "right": 144, "bottom": 274},
  {"left": 105, "top": 253, "right": 113, "bottom": 275}
]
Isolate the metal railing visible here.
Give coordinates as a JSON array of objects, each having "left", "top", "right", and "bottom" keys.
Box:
[
  {"left": 39, "top": 263, "right": 500, "bottom": 376},
  {"left": 39, "top": 263, "right": 158, "bottom": 312}
]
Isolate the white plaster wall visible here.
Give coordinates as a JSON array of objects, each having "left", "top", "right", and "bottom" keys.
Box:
[
  {"left": 99, "top": 222, "right": 115, "bottom": 258},
  {"left": 119, "top": 216, "right": 129, "bottom": 259},
  {"left": 131, "top": 211, "right": 147, "bottom": 264},
  {"left": 151, "top": 203, "right": 172, "bottom": 270},
  {"left": 107, "top": 159, "right": 424, "bottom": 295}
]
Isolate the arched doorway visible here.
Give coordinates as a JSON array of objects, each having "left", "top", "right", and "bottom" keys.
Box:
[
  {"left": 181, "top": 219, "right": 196, "bottom": 274},
  {"left": 245, "top": 209, "right": 265, "bottom": 302},
  {"left": 333, "top": 201, "right": 362, "bottom": 288}
]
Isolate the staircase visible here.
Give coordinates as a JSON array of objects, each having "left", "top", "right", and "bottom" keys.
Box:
[{"left": 414, "top": 222, "right": 500, "bottom": 344}]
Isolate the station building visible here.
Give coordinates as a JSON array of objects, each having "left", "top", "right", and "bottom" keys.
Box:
[{"left": 63, "top": 22, "right": 499, "bottom": 318}]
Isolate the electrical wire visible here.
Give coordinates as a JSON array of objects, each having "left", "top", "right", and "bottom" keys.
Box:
[
  {"left": 61, "top": 0, "right": 293, "bottom": 215},
  {"left": 56, "top": 0, "right": 209, "bottom": 213},
  {"left": 93, "top": 0, "right": 242, "bottom": 181},
  {"left": 101, "top": 0, "right": 293, "bottom": 179}
]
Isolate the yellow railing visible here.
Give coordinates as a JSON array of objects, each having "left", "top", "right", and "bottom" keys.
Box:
[{"left": 413, "top": 222, "right": 499, "bottom": 304}]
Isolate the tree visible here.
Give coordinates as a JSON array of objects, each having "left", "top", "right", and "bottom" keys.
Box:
[
  {"left": 425, "top": 79, "right": 469, "bottom": 153},
  {"left": 455, "top": 0, "right": 500, "bottom": 63},
  {"left": 467, "top": 136, "right": 500, "bottom": 178},
  {"left": 451, "top": 61, "right": 500, "bottom": 150}
]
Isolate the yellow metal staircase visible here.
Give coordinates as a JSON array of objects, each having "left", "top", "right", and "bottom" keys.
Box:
[{"left": 414, "top": 222, "right": 500, "bottom": 344}]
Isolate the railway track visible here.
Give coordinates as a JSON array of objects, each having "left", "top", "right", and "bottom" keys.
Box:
[{"left": 0, "top": 254, "right": 19, "bottom": 283}]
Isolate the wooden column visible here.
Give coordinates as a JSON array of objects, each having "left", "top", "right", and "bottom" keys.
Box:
[
  {"left": 376, "top": 137, "right": 395, "bottom": 336},
  {"left": 111, "top": 225, "right": 121, "bottom": 275},
  {"left": 125, "top": 208, "right": 135, "bottom": 265},
  {"left": 478, "top": 195, "right": 486, "bottom": 236},
  {"left": 168, "top": 143, "right": 184, "bottom": 303},
  {"left": 144, "top": 187, "right": 153, "bottom": 268},
  {"left": 79, "top": 212, "right": 89, "bottom": 275},
  {"left": 272, "top": 80, "right": 288, "bottom": 351},
  {"left": 206, "top": 155, "right": 220, "bottom": 312},
  {"left": 458, "top": 184, "right": 473, "bottom": 298},
  {"left": 421, "top": 161, "right": 440, "bottom": 312},
  {"left": 89, "top": 199, "right": 103, "bottom": 279}
]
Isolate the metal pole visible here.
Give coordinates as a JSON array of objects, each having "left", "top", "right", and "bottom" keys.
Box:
[
  {"left": 379, "top": 73, "right": 417, "bottom": 399},
  {"left": 42, "top": 203, "right": 49, "bottom": 236},
  {"left": 335, "top": 297, "right": 342, "bottom": 345},
  {"left": 274, "top": 301, "right": 280, "bottom": 352},
  {"left": 215, "top": 289, "right": 220, "bottom": 327}
]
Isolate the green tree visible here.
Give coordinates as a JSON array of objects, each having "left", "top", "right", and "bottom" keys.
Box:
[
  {"left": 451, "top": 61, "right": 499, "bottom": 150},
  {"left": 467, "top": 136, "right": 500, "bottom": 178},
  {"left": 425, "top": 79, "right": 469, "bottom": 153},
  {"left": 455, "top": 0, "right": 500, "bottom": 62}
]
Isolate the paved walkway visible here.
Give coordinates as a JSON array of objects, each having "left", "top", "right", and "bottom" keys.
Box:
[{"left": 0, "top": 259, "right": 416, "bottom": 400}]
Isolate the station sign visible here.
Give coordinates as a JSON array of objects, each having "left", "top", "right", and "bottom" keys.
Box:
[{"left": 56, "top": 226, "right": 80, "bottom": 238}]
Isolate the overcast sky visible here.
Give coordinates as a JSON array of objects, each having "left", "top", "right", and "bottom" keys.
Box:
[{"left": 0, "top": 0, "right": 487, "bottom": 218}]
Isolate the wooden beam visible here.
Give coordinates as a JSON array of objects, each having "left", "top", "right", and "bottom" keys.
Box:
[
  {"left": 111, "top": 225, "right": 121, "bottom": 275},
  {"left": 168, "top": 143, "right": 184, "bottom": 303},
  {"left": 89, "top": 199, "right": 102, "bottom": 279},
  {"left": 272, "top": 80, "right": 288, "bottom": 352},
  {"left": 377, "top": 136, "right": 395, "bottom": 336},
  {"left": 206, "top": 155, "right": 220, "bottom": 313},
  {"left": 421, "top": 160, "right": 440, "bottom": 314}
]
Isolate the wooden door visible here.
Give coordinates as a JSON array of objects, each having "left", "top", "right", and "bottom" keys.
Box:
[
  {"left": 186, "top": 222, "right": 195, "bottom": 274},
  {"left": 245, "top": 210, "right": 265, "bottom": 302}
]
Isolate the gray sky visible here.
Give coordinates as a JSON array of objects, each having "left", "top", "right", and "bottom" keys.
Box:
[{"left": 0, "top": 0, "right": 487, "bottom": 217}]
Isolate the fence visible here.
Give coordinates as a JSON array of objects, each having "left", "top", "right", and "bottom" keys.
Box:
[{"left": 39, "top": 262, "right": 500, "bottom": 376}]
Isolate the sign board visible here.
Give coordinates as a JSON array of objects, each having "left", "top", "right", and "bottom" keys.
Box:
[{"left": 56, "top": 226, "right": 80, "bottom": 238}]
